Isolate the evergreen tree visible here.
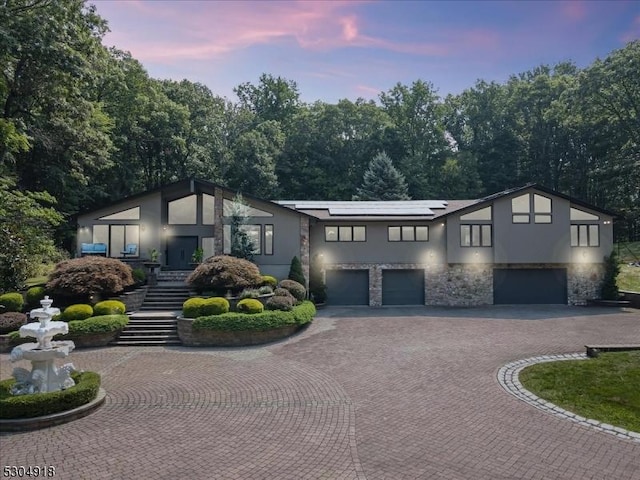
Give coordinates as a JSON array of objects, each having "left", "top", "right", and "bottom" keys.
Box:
[
  {"left": 600, "top": 251, "right": 620, "bottom": 300},
  {"left": 309, "top": 254, "right": 327, "bottom": 304},
  {"left": 353, "top": 152, "right": 411, "bottom": 201},
  {"left": 227, "top": 194, "right": 256, "bottom": 261},
  {"left": 288, "top": 256, "right": 306, "bottom": 286}
]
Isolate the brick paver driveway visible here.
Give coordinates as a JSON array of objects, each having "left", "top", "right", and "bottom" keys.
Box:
[{"left": 1, "top": 306, "right": 639, "bottom": 479}]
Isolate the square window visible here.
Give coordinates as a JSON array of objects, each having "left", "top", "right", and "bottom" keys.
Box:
[
  {"left": 534, "top": 194, "right": 551, "bottom": 213},
  {"left": 512, "top": 194, "right": 530, "bottom": 213},
  {"left": 416, "top": 226, "right": 429, "bottom": 241},
  {"left": 339, "top": 226, "right": 352, "bottom": 241},
  {"left": 353, "top": 226, "right": 366, "bottom": 241},
  {"left": 388, "top": 226, "right": 401, "bottom": 241},
  {"left": 402, "top": 226, "right": 415, "bottom": 241},
  {"left": 325, "top": 227, "right": 338, "bottom": 242}
]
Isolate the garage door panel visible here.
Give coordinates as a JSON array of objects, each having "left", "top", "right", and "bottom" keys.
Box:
[
  {"left": 382, "top": 269, "right": 425, "bottom": 305},
  {"left": 326, "top": 270, "right": 369, "bottom": 305},
  {"left": 493, "top": 268, "right": 567, "bottom": 304}
]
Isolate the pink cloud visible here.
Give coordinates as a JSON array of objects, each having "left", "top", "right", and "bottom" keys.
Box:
[
  {"left": 621, "top": 15, "right": 640, "bottom": 43},
  {"left": 560, "top": 0, "right": 588, "bottom": 21}
]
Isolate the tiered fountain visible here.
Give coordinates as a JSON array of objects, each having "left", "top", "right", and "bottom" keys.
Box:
[{"left": 10, "top": 296, "right": 76, "bottom": 395}]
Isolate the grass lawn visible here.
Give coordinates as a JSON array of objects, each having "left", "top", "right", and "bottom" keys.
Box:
[
  {"left": 520, "top": 351, "right": 640, "bottom": 433},
  {"left": 615, "top": 241, "right": 640, "bottom": 293}
]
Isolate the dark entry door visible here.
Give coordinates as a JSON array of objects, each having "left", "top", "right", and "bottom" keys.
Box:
[
  {"left": 493, "top": 268, "right": 567, "bottom": 304},
  {"left": 166, "top": 236, "right": 198, "bottom": 270}
]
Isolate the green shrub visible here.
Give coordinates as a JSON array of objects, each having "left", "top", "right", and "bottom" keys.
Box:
[
  {"left": 265, "top": 295, "right": 294, "bottom": 311},
  {"left": 278, "top": 279, "right": 306, "bottom": 301},
  {"left": 194, "top": 301, "right": 315, "bottom": 331},
  {"left": 183, "top": 297, "right": 206, "bottom": 318},
  {"left": 237, "top": 298, "right": 264, "bottom": 314},
  {"left": 186, "top": 255, "right": 263, "bottom": 294},
  {"left": 258, "top": 285, "right": 273, "bottom": 295},
  {"left": 288, "top": 256, "right": 306, "bottom": 286},
  {"left": 0, "top": 312, "right": 27, "bottom": 334},
  {"left": 26, "top": 286, "right": 47, "bottom": 307},
  {"left": 601, "top": 251, "right": 620, "bottom": 300},
  {"left": 132, "top": 268, "right": 147, "bottom": 285},
  {"left": 261, "top": 275, "right": 278, "bottom": 287},
  {"left": 238, "top": 288, "right": 261, "bottom": 300},
  {"left": 0, "top": 292, "right": 24, "bottom": 313},
  {"left": 93, "top": 300, "right": 126, "bottom": 315},
  {"left": 47, "top": 256, "right": 134, "bottom": 298},
  {"left": 200, "top": 297, "right": 230, "bottom": 316},
  {"left": 309, "top": 253, "right": 327, "bottom": 304},
  {"left": 273, "top": 287, "right": 294, "bottom": 297},
  {"left": 66, "top": 315, "right": 129, "bottom": 335},
  {"left": 62, "top": 304, "right": 94, "bottom": 321},
  {"left": 0, "top": 371, "right": 101, "bottom": 419}
]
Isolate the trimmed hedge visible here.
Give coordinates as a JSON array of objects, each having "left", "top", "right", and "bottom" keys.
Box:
[
  {"left": 0, "top": 371, "right": 101, "bottom": 419},
  {"left": 93, "top": 300, "right": 126, "bottom": 315},
  {"left": 194, "top": 301, "right": 315, "bottom": 331},
  {"left": 65, "top": 315, "right": 129, "bottom": 335},
  {"left": 200, "top": 297, "right": 230, "bottom": 316},
  {"left": 0, "top": 312, "right": 27, "bottom": 335},
  {"left": 62, "top": 304, "right": 94, "bottom": 321},
  {"left": 0, "top": 292, "right": 24, "bottom": 313},
  {"left": 237, "top": 298, "right": 264, "bottom": 314},
  {"left": 26, "top": 286, "right": 47, "bottom": 307},
  {"left": 183, "top": 298, "right": 206, "bottom": 319}
]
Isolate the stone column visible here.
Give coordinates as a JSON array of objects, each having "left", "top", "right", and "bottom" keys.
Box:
[
  {"left": 300, "top": 217, "right": 310, "bottom": 288},
  {"left": 370, "top": 265, "right": 382, "bottom": 306}
]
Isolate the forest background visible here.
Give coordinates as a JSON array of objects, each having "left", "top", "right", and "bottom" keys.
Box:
[{"left": 1, "top": 0, "right": 638, "bottom": 275}]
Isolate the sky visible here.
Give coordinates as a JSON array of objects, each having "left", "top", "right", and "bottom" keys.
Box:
[{"left": 92, "top": 0, "right": 640, "bottom": 104}]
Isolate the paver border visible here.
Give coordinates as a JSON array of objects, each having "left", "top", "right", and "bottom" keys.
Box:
[{"left": 497, "top": 353, "right": 640, "bottom": 444}]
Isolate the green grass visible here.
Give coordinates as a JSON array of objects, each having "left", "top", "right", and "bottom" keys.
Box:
[
  {"left": 520, "top": 351, "right": 640, "bottom": 433},
  {"left": 618, "top": 264, "right": 640, "bottom": 292},
  {"left": 616, "top": 241, "right": 640, "bottom": 263}
]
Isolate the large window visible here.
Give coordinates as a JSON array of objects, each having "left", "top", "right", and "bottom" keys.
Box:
[
  {"left": 98, "top": 206, "right": 140, "bottom": 221},
  {"left": 388, "top": 226, "right": 429, "bottom": 242},
  {"left": 202, "top": 194, "right": 215, "bottom": 225},
  {"left": 571, "top": 224, "right": 599, "bottom": 247},
  {"left": 223, "top": 225, "right": 263, "bottom": 255},
  {"left": 325, "top": 226, "right": 366, "bottom": 242},
  {"left": 512, "top": 193, "right": 552, "bottom": 224},
  {"left": 460, "top": 224, "right": 492, "bottom": 247},
  {"left": 168, "top": 195, "right": 197, "bottom": 224},
  {"left": 92, "top": 224, "right": 139, "bottom": 257}
]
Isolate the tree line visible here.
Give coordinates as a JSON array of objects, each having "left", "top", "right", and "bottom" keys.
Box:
[{"left": 2, "top": 0, "right": 639, "bottom": 260}]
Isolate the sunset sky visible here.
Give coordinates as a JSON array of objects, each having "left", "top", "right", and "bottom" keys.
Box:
[{"left": 92, "top": 0, "right": 639, "bottom": 103}]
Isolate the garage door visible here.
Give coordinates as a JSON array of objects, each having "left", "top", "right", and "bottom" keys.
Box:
[
  {"left": 382, "top": 269, "right": 425, "bottom": 305},
  {"left": 493, "top": 268, "right": 567, "bottom": 304},
  {"left": 326, "top": 270, "right": 369, "bottom": 305}
]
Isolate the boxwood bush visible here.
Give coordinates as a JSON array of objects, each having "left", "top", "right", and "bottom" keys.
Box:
[
  {"left": 200, "top": 297, "right": 230, "bottom": 316},
  {"left": 93, "top": 300, "right": 126, "bottom": 315},
  {"left": 65, "top": 315, "right": 129, "bottom": 335},
  {"left": 0, "top": 312, "right": 27, "bottom": 334},
  {"left": 0, "top": 371, "right": 101, "bottom": 419},
  {"left": 62, "top": 304, "right": 94, "bottom": 321},
  {"left": 26, "top": 286, "right": 47, "bottom": 307},
  {"left": 183, "top": 297, "right": 207, "bottom": 319},
  {"left": 236, "top": 298, "right": 264, "bottom": 314},
  {"left": 194, "top": 301, "right": 315, "bottom": 331},
  {"left": 261, "top": 275, "right": 278, "bottom": 288},
  {"left": 278, "top": 280, "right": 306, "bottom": 301},
  {"left": 0, "top": 292, "right": 24, "bottom": 313}
]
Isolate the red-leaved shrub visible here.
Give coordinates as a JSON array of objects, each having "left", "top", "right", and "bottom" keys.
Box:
[
  {"left": 47, "top": 257, "right": 134, "bottom": 297},
  {"left": 186, "top": 255, "right": 262, "bottom": 294}
]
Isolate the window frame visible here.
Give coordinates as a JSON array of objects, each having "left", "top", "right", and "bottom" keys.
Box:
[
  {"left": 460, "top": 224, "right": 492, "bottom": 247},
  {"left": 324, "top": 225, "right": 367, "bottom": 242},
  {"left": 571, "top": 224, "right": 600, "bottom": 247},
  {"left": 387, "top": 225, "right": 429, "bottom": 242},
  {"left": 511, "top": 193, "right": 553, "bottom": 224}
]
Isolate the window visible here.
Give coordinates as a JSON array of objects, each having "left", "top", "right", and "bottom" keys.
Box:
[
  {"left": 460, "top": 224, "right": 492, "bottom": 247},
  {"left": 511, "top": 193, "right": 552, "bottom": 223},
  {"left": 92, "top": 224, "right": 139, "bottom": 257},
  {"left": 168, "top": 195, "right": 197, "bottom": 224},
  {"left": 388, "top": 226, "right": 429, "bottom": 242},
  {"left": 202, "top": 237, "right": 215, "bottom": 260},
  {"left": 98, "top": 206, "right": 140, "bottom": 221},
  {"left": 324, "top": 226, "right": 366, "bottom": 242},
  {"left": 265, "top": 225, "right": 274, "bottom": 255},
  {"left": 460, "top": 206, "right": 492, "bottom": 221},
  {"left": 202, "top": 194, "right": 215, "bottom": 225},
  {"left": 571, "top": 224, "right": 599, "bottom": 247},
  {"left": 570, "top": 207, "right": 599, "bottom": 221},
  {"left": 223, "top": 199, "right": 273, "bottom": 217},
  {"left": 223, "top": 225, "right": 262, "bottom": 255}
]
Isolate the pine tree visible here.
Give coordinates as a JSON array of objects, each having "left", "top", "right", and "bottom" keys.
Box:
[
  {"left": 288, "top": 256, "right": 306, "bottom": 286},
  {"left": 600, "top": 251, "right": 620, "bottom": 300},
  {"left": 352, "top": 152, "right": 411, "bottom": 201}
]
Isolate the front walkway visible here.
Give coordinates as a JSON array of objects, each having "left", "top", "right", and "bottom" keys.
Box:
[{"left": 1, "top": 306, "right": 639, "bottom": 479}]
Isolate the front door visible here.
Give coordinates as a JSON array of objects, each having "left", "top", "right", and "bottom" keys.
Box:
[{"left": 166, "top": 236, "right": 199, "bottom": 270}]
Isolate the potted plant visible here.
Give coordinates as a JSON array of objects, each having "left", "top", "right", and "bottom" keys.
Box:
[
  {"left": 190, "top": 247, "right": 204, "bottom": 267},
  {"left": 143, "top": 249, "right": 161, "bottom": 285}
]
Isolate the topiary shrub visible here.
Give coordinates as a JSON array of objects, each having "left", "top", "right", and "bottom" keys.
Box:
[
  {"left": 183, "top": 297, "right": 206, "bottom": 318},
  {"left": 237, "top": 298, "right": 264, "bottom": 314},
  {"left": 200, "top": 297, "right": 230, "bottom": 316},
  {"left": 288, "top": 256, "right": 306, "bottom": 286},
  {"left": 47, "top": 257, "right": 134, "bottom": 299},
  {"left": 278, "top": 279, "right": 306, "bottom": 302},
  {"left": 0, "top": 312, "right": 27, "bottom": 334},
  {"left": 261, "top": 275, "right": 278, "bottom": 288},
  {"left": 186, "top": 255, "right": 263, "bottom": 294},
  {"left": 265, "top": 295, "right": 294, "bottom": 311},
  {"left": 62, "top": 304, "right": 94, "bottom": 321},
  {"left": 93, "top": 300, "right": 126, "bottom": 315},
  {"left": 26, "top": 286, "right": 47, "bottom": 307},
  {"left": 0, "top": 292, "right": 24, "bottom": 313},
  {"left": 238, "top": 288, "right": 261, "bottom": 300}
]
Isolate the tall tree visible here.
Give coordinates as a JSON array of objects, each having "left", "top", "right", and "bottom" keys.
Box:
[
  {"left": 353, "top": 152, "right": 410, "bottom": 201},
  {"left": 234, "top": 73, "right": 301, "bottom": 125}
]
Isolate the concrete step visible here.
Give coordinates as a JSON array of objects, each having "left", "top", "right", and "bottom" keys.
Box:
[
  {"left": 119, "top": 329, "right": 178, "bottom": 336},
  {"left": 112, "top": 339, "right": 182, "bottom": 346}
]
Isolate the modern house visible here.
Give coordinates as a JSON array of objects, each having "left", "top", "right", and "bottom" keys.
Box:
[{"left": 76, "top": 180, "right": 614, "bottom": 306}]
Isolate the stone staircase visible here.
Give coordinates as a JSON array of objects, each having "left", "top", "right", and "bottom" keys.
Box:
[{"left": 112, "top": 271, "right": 193, "bottom": 346}]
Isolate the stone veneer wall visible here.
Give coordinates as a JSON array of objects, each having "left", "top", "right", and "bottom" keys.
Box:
[
  {"left": 300, "top": 217, "right": 310, "bottom": 288},
  {"left": 325, "top": 262, "right": 604, "bottom": 306}
]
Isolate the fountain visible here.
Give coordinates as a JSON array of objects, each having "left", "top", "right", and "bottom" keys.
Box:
[{"left": 9, "top": 296, "right": 76, "bottom": 395}]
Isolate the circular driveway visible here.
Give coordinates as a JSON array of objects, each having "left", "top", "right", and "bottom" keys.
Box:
[{"left": 1, "top": 306, "right": 639, "bottom": 479}]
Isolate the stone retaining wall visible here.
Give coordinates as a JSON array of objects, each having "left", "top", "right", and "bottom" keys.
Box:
[{"left": 112, "top": 286, "right": 148, "bottom": 312}]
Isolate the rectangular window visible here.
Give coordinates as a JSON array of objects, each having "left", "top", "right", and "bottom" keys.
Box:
[
  {"left": 461, "top": 224, "right": 492, "bottom": 247},
  {"left": 168, "top": 195, "right": 197, "bottom": 224},
  {"left": 202, "top": 237, "right": 215, "bottom": 260},
  {"left": 94, "top": 224, "right": 139, "bottom": 258},
  {"left": 202, "top": 193, "right": 215, "bottom": 225},
  {"left": 388, "top": 226, "right": 429, "bottom": 242},
  {"left": 265, "top": 225, "right": 274, "bottom": 255},
  {"left": 223, "top": 224, "right": 262, "bottom": 254},
  {"left": 571, "top": 224, "right": 599, "bottom": 247},
  {"left": 325, "top": 226, "right": 366, "bottom": 242}
]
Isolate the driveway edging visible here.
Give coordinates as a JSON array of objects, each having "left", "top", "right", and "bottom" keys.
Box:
[{"left": 497, "top": 353, "right": 640, "bottom": 444}]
